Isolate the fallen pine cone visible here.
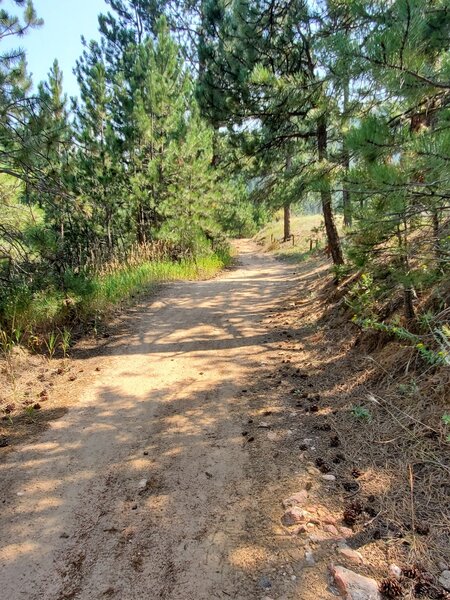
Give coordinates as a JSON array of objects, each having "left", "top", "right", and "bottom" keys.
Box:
[
  {"left": 414, "top": 522, "right": 430, "bottom": 536},
  {"left": 315, "top": 457, "right": 331, "bottom": 473},
  {"left": 402, "top": 565, "right": 421, "bottom": 579},
  {"left": 343, "top": 507, "right": 358, "bottom": 526},
  {"left": 379, "top": 577, "right": 403, "bottom": 598},
  {"left": 349, "top": 500, "right": 363, "bottom": 514},
  {"left": 343, "top": 480, "right": 359, "bottom": 492},
  {"left": 413, "top": 572, "right": 440, "bottom": 598}
]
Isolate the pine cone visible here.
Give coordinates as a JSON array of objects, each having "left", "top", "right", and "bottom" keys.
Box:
[
  {"left": 379, "top": 577, "right": 403, "bottom": 598},
  {"left": 349, "top": 500, "right": 363, "bottom": 514},
  {"left": 330, "top": 434, "right": 340, "bottom": 447},
  {"left": 414, "top": 574, "right": 439, "bottom": 598},
  {"left": 315, "top": 457, "right": 331, "bottom": 473},
  {"left": 343, "top": 480, "right": 359, "bottom": 492},
  {"left": 414, "top": 522, "right": 430, "bottom": 536},
  {"left": 343, "top": 507, "right": 358, "bottom": 526},
  {"left": 402, "top": 565, "right": 421, "bottom": 580}
]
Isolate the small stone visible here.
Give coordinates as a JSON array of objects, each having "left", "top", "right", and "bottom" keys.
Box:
[
  {"left": 323, "top": 515, "right": 338, "bottom": 525},
  {"left": 282, "top": 490, "right": 308, "bottom": 509},
  {"left": 33, "top": 403, "right": 42, "bottom": 410},
  {"left": 259, "top": 422, "right": 270, "bottom": 428},
  {"left": 304, "top": 550, "right": 316, "bottom": 567},
  {"left": 322, "top": 474, "right": 336, "bottom": 481},
  {"left": 291, "top": 575, "right": 297, "bottom": 581},
  {"left": 308, "top": 531, "right": 331, "bottom": 543},
  {"left": 330, "top": 565, "right": 381, "bottom": 599},
  {"left": 259, "top": 576, "right": 272, "bottom": 590},
  {"left": 340, "top": 526, "right": 354, "bottom": 537},
  {"left": 138, "top": 479, "right": 148, "bottom": 489},
  {"left": 337, "top": 547, "right": 364, "bottom": 565},
  {"left": 131, "top": 503, "right": 138, "bottom": 510},
  {"left": 281, "top": 507, "right": 310, "bottom": 526},
  {"left": 60, "top": 532, "right": 70, "bottom": 539},
  {"left": 439, "top": 570, "right": 450, "bottom": 591},
  {"left": 143, "top": 451, "right": 149, "bottom": 456},
  {"left": 389, "top": 564, "right": 402, "bottom": 580},
  {"left": 324, "top": 524, "right": 340, "bottom": 536},
  {"left": 267, "top": 432, "right": 278, "bottom": 441}
]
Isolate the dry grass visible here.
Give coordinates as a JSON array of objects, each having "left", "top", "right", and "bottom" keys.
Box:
[{"left": 254, "top": 212, "right": 344, "bottom": 261}]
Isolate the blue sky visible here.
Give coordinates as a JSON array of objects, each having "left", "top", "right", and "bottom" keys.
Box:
[{"left": 4, "top": 0, "right": 108, "bottom": 98}]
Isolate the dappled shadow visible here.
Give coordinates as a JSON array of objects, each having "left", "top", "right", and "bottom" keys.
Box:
[{"left": 0, "top": 241, "right": 303, "bottom": 599}]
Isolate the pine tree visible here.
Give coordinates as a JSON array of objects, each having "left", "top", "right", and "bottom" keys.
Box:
[{"left": 197, "top": 0, "right": 345, "bottom": 264}]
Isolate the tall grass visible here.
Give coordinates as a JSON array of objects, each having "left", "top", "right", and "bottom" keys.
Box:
[
  {"left": 0, "top": 245, "right": 231, "bottom": 350},
  {"left": 85, "top": 252, "right": 229, "bottom": 315}
]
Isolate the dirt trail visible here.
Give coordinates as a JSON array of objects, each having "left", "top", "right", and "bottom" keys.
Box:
[{"left": 0, "top": 240, "right": 306, "bottom": 600}]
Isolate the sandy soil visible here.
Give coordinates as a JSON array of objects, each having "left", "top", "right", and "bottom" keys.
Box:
[{"left": 0, "top": 240, "right": 310, "bottom": 600}]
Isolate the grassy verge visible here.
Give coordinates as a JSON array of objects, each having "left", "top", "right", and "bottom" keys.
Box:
[
  {"left": 0, "top": 249, "right": 231, "bottom": 352},
  {"left": 86, "top": 252, "right": 230, "bottom": 314}
]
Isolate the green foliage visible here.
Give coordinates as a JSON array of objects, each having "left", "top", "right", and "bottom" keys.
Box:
[
  {"left": 351, "top": 406, "right": 372, "bottom": 421},
  {"left": 44, "top": 330, "right": 58, "bottom": 359},
  {"left": 356, "top": 317, "right": 450, "bottom": 367},
  {"left": 346, "top": 274, "right": 380, "bottom": 319},
  {"left": 397, "top": 380, "right": 418, "bottom": 397}
]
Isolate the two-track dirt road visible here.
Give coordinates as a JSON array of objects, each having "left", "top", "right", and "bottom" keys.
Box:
[{"left": 0, "top": 240, "right": 305, "bottom": 600}]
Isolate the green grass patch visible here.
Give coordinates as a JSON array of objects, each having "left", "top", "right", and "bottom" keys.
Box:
[
  {"left": 0, "top": 249, "right": 231, "bottom": 348},
  {"left": 85, "top": 252, "right": 230, "bottom": 315}
]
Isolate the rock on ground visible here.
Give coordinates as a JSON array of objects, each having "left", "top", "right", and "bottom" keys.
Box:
[{"left": 330, "top": 565, "right": 381, "bottom": 600}]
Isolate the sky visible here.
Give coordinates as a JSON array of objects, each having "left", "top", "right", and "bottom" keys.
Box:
[{"left": 4, "top": 0, "right": 109, "bottom": 98}]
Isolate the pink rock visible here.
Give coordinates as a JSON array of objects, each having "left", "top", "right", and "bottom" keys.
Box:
[
  {"left": 282, "top": 490, "right": 308, "bottom": 509},
  {"left": 340, "top": 526, "right": 354, "bottom": 537},
  {"left": 337, "top": 546, "right": 364, "bottom": 565},
  {"left": 281, "top": 507, "right": 309, "bottom": 526},
  {"left": 324, "top": 524, "right": 340, "bottom": 536},
  {"left": 323, "top": 515, "right": 338, "bottom": 525},
  {"left": 330, "top": 565, "right": 381, "bottom": 600}
]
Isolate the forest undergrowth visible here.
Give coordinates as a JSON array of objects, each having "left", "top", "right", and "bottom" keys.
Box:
[{"left": 257, "top": 216, "right": 450, "bottom": 580}]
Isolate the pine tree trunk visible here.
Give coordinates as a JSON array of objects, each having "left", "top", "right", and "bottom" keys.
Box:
[
  {"left": 137, "top": 204, "right": 146, "bottom": 244},
  {"left": 317, "top": 115, "right": 344, "bottom": 265},
  {"left": 283, "top": 202, "right": 291, "bottom": 241}
]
